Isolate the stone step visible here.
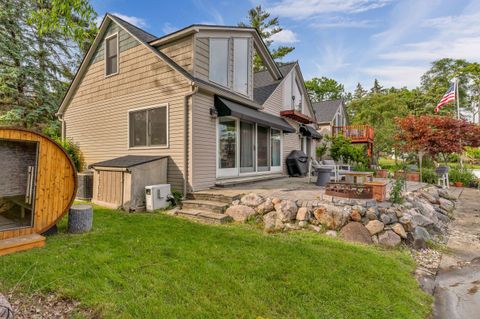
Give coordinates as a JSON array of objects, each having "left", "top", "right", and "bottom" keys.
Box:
[
  {"left": 214, "top": 174, "right": 285, "bottom": 188},
  {"left": 181, "top": 199, "right": 230, "bottom": 214},
  {"left": 175, "top": 209, "right": 232, "bottom": 224},
  {"left": 0, "top": 233, "right": 45, "bottom": 256},
  {"left": 186, "top": 192, "right": 242, "bottom": 204}
]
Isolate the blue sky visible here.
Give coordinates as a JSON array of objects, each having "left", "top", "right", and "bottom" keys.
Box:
[{"left": 92, "top": 0, "right": 480, "bottom": 92}]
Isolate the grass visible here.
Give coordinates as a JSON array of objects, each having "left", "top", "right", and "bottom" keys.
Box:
[{"left": 0, "top": 206, "right": 431, "bottom": 319}]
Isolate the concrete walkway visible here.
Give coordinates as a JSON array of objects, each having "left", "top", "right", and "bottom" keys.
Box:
[{"left": 433, "top": 187, "right": 480, "bottom": 318}]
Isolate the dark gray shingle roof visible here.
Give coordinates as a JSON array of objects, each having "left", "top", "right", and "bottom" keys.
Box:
[
  {"left": 90, "top": 155, "right": 167, "bottom": 168},
  {"left": 253, "top": 63, "right": 296, "bottom": 104},
  {"left": 312, "top": 99, "right": 343, "bottom": 123}
]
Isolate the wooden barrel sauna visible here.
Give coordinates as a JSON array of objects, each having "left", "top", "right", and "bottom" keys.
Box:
[{"left": 0, "top": 127, "right": 77, "bottom": 255}]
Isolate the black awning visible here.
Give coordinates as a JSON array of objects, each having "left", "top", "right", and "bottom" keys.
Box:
[
  {"left": 214, "top": 96, "right": 296, "bottom": 133},
  {"left": 299, "top": 125, "right": 322, "bottom": 140}
]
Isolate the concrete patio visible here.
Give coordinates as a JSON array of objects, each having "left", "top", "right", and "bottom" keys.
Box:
[{"left": 194, "top": 176, "right": 428, "bottom": 202}]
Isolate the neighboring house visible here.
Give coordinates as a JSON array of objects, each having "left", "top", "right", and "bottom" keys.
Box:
[
  {"left": 312, "top": 99, "right": 348, "bottom": 137},
  {"left": 57, "top": 13, "right": 320, "bottom": 194}
]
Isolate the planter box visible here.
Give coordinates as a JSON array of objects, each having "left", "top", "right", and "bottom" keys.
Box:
[
  {"left": 394, "top": 170, "right": 420, "bottom": 182},
  {"left": 375, "top": 169, "right": 388, "bottom": 178},
  {"left": 365, "top": 181, "right": 387, "bottom": 202}
]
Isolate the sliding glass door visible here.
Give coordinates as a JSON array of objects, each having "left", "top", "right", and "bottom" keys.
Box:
[
  {"left": 217, "top": 118, "right": 238, "bottom": 177},
  {"left": 240, "top": 121, "right": 255, "bottom": 173},
  {"left": 217, "top": 118, "right": 282, "bottom": 177}
]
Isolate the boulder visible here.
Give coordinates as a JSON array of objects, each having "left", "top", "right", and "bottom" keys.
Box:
[
  {"left": 366, "top": 208, "right": 378, "bottom": 220},
  {"left": 438, "top": 189, "right": 456, "bottom": 201},
  {"left": 439, "top": 197, "right": 454, "bottom": 213},
  {"left": 371, "top": 235, "right": 379, "bottom": 244},
  {"left": 412, "top": 226, "right": 431, "bottom": 249},
  {"left": 351, "top": 205, "right": 366, "bottom": 216},
  {"left": 340, "top": 222, "right": 373, "bottom": 244},
  {"left": 365, "top": 220, "right": 384, "bottom": 235},
  {"left": 241, "top": 193, "right": 264, "bottom": 207},
  {"left": 313, "top": 205, "right": 348, "bottom": 230},
  {"left": 262, "top": 211, "right": 277, "bottom": 232},
  {"left": 308, "top": 224, "right": 321, "bottom": 233},
  {"left": 392, "top": 223, "right": 407, "bottom": 239},
  {"left": 399, "top": 216, "right": 413, "bottom": 232},
  {"left": 275, "top": 200, "right": 298, "bottom": 222},
  {"left": 420, "top": 190, "right": 439, "bottom": 204},
  {"left": 296, "top": 207, "right": 310, "bottom": 221},
  {"left": 413, "top": 198, "right": 439, "bottom": 223},
  {"left": 380, "top": 214, "right": 392, "bottom": 225},
  {"left": 231, "top": 200, "right": 240, "bottom": 206},
  {"left": 411, "top": 214, "right": 434, "bottom": 228},
  {"left": 256, "top": 198, "right": 274, "bottom": 214},
  {"left": 272, "top": 197, "right": 282, "bottom": 205},
  {"left": 350, "top": 210, "right": 362, "bottom": 222},
  {"left": 225, "top": 205, "right": 255, "bottom": 222},
  {"left": 436, "top": 211, "right": 450, "bottom": 223},
  {"left": 378, "top": 230, "right": 401, "bottom": 247},
  {"left": 298, "top": 220, "right": 308, "bottom": 228}
]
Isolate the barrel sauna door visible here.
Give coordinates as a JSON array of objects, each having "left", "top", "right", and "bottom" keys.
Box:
[{"left": 0, "top": 139, "right": 38, "bottom": 231}]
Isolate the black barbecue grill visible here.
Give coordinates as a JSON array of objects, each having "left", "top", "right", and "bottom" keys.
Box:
[{"left": 286, "top": 150, "right": 309, "bottom": 177}]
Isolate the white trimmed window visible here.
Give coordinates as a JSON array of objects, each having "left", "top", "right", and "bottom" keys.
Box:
[
  {"left": 129, "top": 105, "right": 168, "bottom": 148},
  {"left": 105, "top": 34, "right": 118, "bottom": 76},
  {"left": 209, "top": 38, "right": 229, "bottom": 86},
  {"left": 233, "top": 38, "right": 249, "bottom": 95}
]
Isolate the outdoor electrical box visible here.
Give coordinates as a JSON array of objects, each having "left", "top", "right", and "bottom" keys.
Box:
[{"left": 145, "top": 184, "right": 171, "bottom": 212}]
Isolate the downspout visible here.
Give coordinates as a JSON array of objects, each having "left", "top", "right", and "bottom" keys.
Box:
[
  {"left": 183, "top": 83, "right": 198, "bottom": 198},
  {"left": 58, "top": 114, "right": 66, "bottom": 142}
]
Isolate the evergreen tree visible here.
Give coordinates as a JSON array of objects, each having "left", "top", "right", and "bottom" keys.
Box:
[
  {"left": 239, "top": 5, "right": 294, "bottom": 71},
  {"left": 304, "top": 77, "right": 345, "bottom": 102},
  {"left": 370, "top": 79, "right": 383, "bottom": 94},
  {"left": 0, "top": 0, "right": 97, "bottom": 133},
  {"left": 353, "top": 82, "right": 367, "bottom": 99}
]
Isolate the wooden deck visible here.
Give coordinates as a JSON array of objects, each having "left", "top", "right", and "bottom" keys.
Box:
[{"left": 333, "top": 125, "right": 374, "bottom": 156}]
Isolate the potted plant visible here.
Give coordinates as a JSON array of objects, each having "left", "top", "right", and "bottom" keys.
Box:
[
  {"left": 453, "top": 181, "right": 463, "bottom": 187},
  {"left": 375, "top": 167, "right": 388, "bottom": 178}
]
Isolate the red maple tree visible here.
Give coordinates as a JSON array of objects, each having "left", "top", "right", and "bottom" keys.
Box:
[{"left": 395, "top": 115, "right": 480, "bottom": 162}]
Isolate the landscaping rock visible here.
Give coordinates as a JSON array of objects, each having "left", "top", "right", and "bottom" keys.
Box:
[
  {"left": 298, "top": 221, "right": 308, "bottom": 228},
  {"left": 378, "top": 230, "right": 401, "bottom": 247},
  {"left": 372, "top": 235, "right": 379, "bottom": 244},
  {"left": 412, "top": 198, "right": 439, "bottom": 224},
  {"left": 351, "top": 205, "right": 366, "bottom": 216},
  {"left": 275, "top": 200, "right": 298, "bottom": 222},
  {"left": 380, "top": 214, "right": 392, "bottom": 225},
  {"left": 272, "top": 197, "right": 282, "bottom": 205},
  {"left": 420, "top": 190, "right": 439, "bottom": 204},
  {"left": 411, "top": 214, "right": 434, "bottom": 228},
  {"left": 0, "top": 293, "right": 14, "bottom": 319},
  {"left": 241, "top": 193, "right": 264, "bottom": 207},
  {"left": 366, "top": 220, "right": 384, "bottom": 235},
  {"left": 439, "top": 197, "right": 454, "bottom": 213},
  {"left": 392, "top": 223, "right": 407, "bottom": 239},
  {"left": 436, "top": 211, "right": 450, "bottom": 223},
  {"left": 256, "top": 198, "right": 274, "bottom": 214},
  {"left": 340, "top": 222, "right": 373, "bottom": 244},
  {"left": 225, "top": 205, "right": 255, "bottom": 222},
  {"left": 438, "top": 189, "right": 456, "bottom": 201},
  {"left": 231, "top": 200, "right": 240, "bottom": 206},
  {"left": 325, "top": 230, "right": 337, "bottom": 237},
  {"left": 366, "top": 208, "right": 378, "bottom": 220},
  {"left": 296, "top": 207, "right": 310, "bottom": 221},
  {"left": 412, "top": 226, "right": 431, "bottom": 249},
  {"left": 313, "top": 205, "right": 349, "bottom": 230},
  {"left": 399, "top": 216, "right": 413, "bottom": 232},
  {"left": 308, "top": 224, "right": 321, "bottom": 232},
  {"left": 263, "top": 211, "right": 277, "bottom": 232},
  {"left": 350, "top": 210, "right": 362, "bottom": 222}
]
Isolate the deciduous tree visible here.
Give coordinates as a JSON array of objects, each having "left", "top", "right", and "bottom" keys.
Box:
[{"left": 305, "top": 77, "right": 345, "bottom": 102}]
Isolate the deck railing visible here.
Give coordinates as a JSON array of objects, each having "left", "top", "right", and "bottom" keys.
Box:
[{"left": 333, "top": 125, "right": 374, "bottom": 142}]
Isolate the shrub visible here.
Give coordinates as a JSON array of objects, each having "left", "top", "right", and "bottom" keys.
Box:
[
  {"left": 448, "top": 167, "right": 476, "bottom": 187},
  {"left": 421, "top": 168, "right": 437, "bottom": 184},
  {"left": 55, "top": 138, "right": 85, "bottom": 172},
  {"left": 316, "top": 143, "right": 328, "bottom": 160},
  {"left": 465, "top": 147, "right": 480, "bottom": 161},
  {"left": 390, "top": 177, "right": 405, "bottom": 204}
]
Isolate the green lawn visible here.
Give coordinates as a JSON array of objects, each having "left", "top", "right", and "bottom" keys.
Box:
[{"left": 0, "top": 206, "right": 431, "bottom": 319}]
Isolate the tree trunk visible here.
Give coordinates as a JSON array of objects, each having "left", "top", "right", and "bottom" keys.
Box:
[{"left": 68, "top": 205, "right": 93, "bottom": 233}]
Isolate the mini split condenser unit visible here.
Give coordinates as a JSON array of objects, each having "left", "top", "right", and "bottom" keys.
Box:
[{"left": 145, "top": 184, "right": 171, "bottom": 212}]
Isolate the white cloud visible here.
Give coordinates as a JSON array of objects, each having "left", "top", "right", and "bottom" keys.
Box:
[
  {"left": 162, "top": 22, "right": 178, "bottom": 35},
  {"left": 310, "top": 17, "right": 375, "bottom": 29},
  {"left": 269, "top": 29, "right": 298, "bottom": 43},
  {"left": 267, "top": 0, "right": 391, "bottom": 19},
  {"left": 313, "top": 43, "right": 351, "bottom": 75},
  {"left": 110, "top": 12, "right": 148, "bottom": 28}
]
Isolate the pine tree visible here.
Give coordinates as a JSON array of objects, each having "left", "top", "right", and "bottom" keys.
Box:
[
  {"left": 353, "top": 83, "right": 367, "bottom": 99},
  {"left": 370, "top": 79, "right": 383, "bottom": 94},
  {"left": 239, "top": 5, "right": 294, "bottom": 71}
]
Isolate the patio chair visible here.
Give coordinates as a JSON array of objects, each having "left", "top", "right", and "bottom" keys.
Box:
[
  {"left": 309, "top": 159, "right": 350, "bottom": 182},
  {"left": 435, "top": 166, "right": 449, "bottom": 189}
]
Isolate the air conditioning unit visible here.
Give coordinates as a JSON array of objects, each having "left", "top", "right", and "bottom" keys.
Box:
[{"left": 145, "top": 184, "right": 171, "bottom": 212}]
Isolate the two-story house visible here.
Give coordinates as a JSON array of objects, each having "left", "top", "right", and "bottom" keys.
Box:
[{"left": 57, "top": 14, "right": 320, "bottom": 194}]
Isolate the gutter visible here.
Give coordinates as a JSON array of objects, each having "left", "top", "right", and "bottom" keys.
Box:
[{"left": 183, "top": 83, "right": 198, "bottom": 198}]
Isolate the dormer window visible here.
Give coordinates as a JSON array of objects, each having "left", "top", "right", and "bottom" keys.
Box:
[
  {"left": 233, "top": 38, "right": 249, "bottom": 95},
  {"left": 209, "top": 38, "right": 229, "bottom": 86},
  {"left": 293, "top": 78, "right": 303, "bottom": 112},
  {"left": 105, "top": 33, "right": 118, "bottom": 76}
]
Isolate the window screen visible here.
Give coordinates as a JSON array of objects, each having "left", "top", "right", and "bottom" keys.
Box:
[
  {"left": 106, "top": 35, "right": 118, "bottom": 75},
  {"left": 233, "top": 38, "right": 249, "bottom": 95},
  {"left": 209, "top": 38, "right": 229, "bottom": 86},
  {"left": 129, "top": 106, "right": 168, "bottom": 147}
]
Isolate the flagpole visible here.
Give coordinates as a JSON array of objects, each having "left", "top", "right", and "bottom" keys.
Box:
[{"left": 455, "top": 78, "right": 464, "bottom": 168}]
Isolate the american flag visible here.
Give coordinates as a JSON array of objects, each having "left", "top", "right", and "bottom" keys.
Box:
[{"left": 434, "top": 83, "right": 456, "bottom": 113}]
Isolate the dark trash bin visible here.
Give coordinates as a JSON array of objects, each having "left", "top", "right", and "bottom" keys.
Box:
[
  {"left": 315, "top": 168, "right": 332, "bottom": 186},
  {"left": 286, "top": 150, "right": 308, "bottom": 177}
]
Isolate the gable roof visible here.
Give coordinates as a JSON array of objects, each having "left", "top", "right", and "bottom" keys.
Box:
[
  {"left": 57, "top": 13, "right": 283, "bottom": 116},
  {"left": 312, "top": 99, "right": 343, "bottom": 124},
  {"left": 253, "top": 63, "right": 296, "bottom": 104}
]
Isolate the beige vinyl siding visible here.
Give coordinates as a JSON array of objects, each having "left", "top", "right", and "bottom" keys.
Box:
[
  {"left": 282, "top": 120, "right": 301, "bottom": 174},
  {"left": 64, "top": 41, "right": 192, "bottom": 192},
  {"left": 190, "top": 91, "right": 217, "bottom": 191},
  {"left": 158, "top": 35, "right": 193, "bottom": 72},
  {"left": 194, "top": 37, "right": 209, "bottom": 80},
  {"left": 91, "top": 21, "right": 140, "bottom": 65},
  {"left": 261, "top": 78, "right": 284, "bottom": 116}
]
